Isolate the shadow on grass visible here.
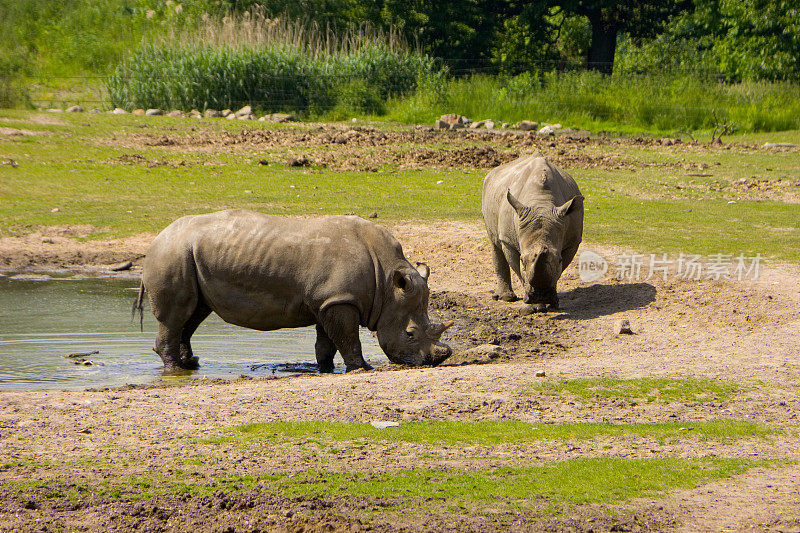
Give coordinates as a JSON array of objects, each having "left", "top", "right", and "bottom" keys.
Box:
[{"left": 557, "top": 282, "right": 657, "bottom": 320}]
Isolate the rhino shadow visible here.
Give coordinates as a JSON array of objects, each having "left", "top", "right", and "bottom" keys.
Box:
[{"left": 554, "top": 282, "right": 657, "bottom": 320}]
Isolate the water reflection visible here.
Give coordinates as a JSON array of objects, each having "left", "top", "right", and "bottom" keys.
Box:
[{"left": 0, "top": 276, "right": 386, "bottom": 390}]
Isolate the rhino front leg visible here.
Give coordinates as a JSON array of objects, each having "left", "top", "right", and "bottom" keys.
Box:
[
  {"left": 315, "top": 323, "right": 336, "bottom": 373},
  {"left": 318, "top": 304, "right": 372, "bottom": 372},
  {"left": 491, "top": 243, "right": 519, "bottom": 302}
]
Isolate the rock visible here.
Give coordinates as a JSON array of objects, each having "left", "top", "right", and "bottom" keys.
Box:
[
  {"left": 258, "top": 159, "right": 269, "bottom": 166},
  {"left": 370, "top": 420, "right": 400, "bottom": 429},
  {"left": 439, "top": 113, "right": 462, "bottom": 126},
  {"left": 167, "top": 110, "right": 184, "bottom": 117},
  {"left": 226, "top": 113, "right": 236, "bottom": 120},
  {"left": 221, "top": 109, "right": 233, "bottom": 117},
  {"left": 42, "top": 237, "right": 54, "bottom": 244},
  {"left": 535, "top": 370, "right": 546, "bottom": 377},
  {"left": 109, "top": 260, "right": 133, "bottom": 271},
  {"left": 112, "top": 108, "right": 128, "bottom": 114},
  {"left": 66, "top": 105, "right": 84, "bottom": 113},
  {"left": 237, "top": 114, "right": 255, "bottom": 120},
  {"left": 549, "top": 123, "right": 562, "bottom": 130},
  {"left": 367, "top": 212, "right": 378, "bottom": 219},
  {"left": 484, "top": 120, "right": 495, "bottom": 129},
  {"left": 470, "top": 120, "right": 486, "bottom": 129},
  {"left": 735, "top": 177, "right": 748, "bottom": 185},
  {"left": 763, "top": 142, "right": 799, "bottom": 149},
  {"left": 517, "top": 120, "right": 538, "bottom": 131},
  {"left": 449, "top": 122, "right": 465, "bottom": 130},
  {"left": 661, "top": 138, "right": 675, "bottom": 146},
  {"left": 235, "top": 105, "right": 252, "bottom": 117},
  {"left": 145, "top": 108, "right": 163, "bottom": 116},
  {"left": 287, "top": 156, "right": 310, "bottom": 167},
  {"left": 63, "top": 350, "right": 99, "bottom": 359},
  {"left": 204, "top": 109, "right": 223, "bottom": 118},
  {"left": 434, "top": 119, "right": 449, "bottom": 130},
  {"left": 50, "top": 207, "right": 60, "bottom": 213},
  {"left": 189, "top": 109, "right": 202, "bottom": 117},
  {"left": 443, "top": 344, "right": 506, "bottom": 366},
  {"left": 47, "top": 108, "right": 63, "bottom": 113},
  {"left": 500, "top": 123, "right": 509, "bottom": 129},
  {"left": 272, "top": 113, "right": 297, "bottom": 123},
  {"left": 537, "top": 125, "right": 555, "bottom": 136},
  {"left": 90, "top": 108, "right": 103, "bottom": 114},
  {"left": 614, "top": 318, "right": 634, "bottom": 335},
  {"left": 132, "top": 109, "right": 146, "bottom": 116}
]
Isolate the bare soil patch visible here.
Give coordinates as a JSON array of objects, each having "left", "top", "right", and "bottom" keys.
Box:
[
  {"left": 102, "top": 124, "right": 680, "bottom": 172},
  {"left": 1, "top": 220, "right": 799, "bottom": 531}
]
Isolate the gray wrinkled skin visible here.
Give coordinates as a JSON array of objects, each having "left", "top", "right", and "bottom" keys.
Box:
[
  {"left": 482, "top": 153, "right": 584, "bottom": 311},
  {"left": 141, "top": 210, "right": 452, "bottom": 372}
]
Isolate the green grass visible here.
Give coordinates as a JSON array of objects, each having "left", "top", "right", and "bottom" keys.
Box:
[
  {"left": 521, "top": 378, "right": 741, "bottom": 404},
  {"left": 203, "top": 419, "right": 773, "bottom": 446},
  {"left": 387, "top": 72, "right": 800, "bottom": 134},
  {"left": 1, "top": 111, "right": 799, "bottom": 261},
  {"left": 3, "top": 458, "right": 779, "bottom": 513}
]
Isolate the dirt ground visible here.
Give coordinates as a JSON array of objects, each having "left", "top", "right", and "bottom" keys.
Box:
[{"left": 1, "top": 218, "right": 800, "bottom": 532}]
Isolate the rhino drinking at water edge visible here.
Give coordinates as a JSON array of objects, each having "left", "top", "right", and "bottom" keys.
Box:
[
  {"left": 482, "top": 153, "right": 584, "bottom": 311},
  {"left": 133, "top": 210, "right": 452, "bottom": 372}
]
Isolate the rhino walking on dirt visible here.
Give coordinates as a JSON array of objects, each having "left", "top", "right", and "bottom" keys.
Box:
[
  {"left": 133, "top": 210, "right": 452, "bottom": 372},
  {"left": 482, "top": 153, "right": 584, "bottom": 311}
]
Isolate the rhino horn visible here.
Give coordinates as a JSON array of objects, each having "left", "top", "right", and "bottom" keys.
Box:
[
  {"left": 415, "top": 262, "right": 430, "bottom": 281},
  {"left": 506, "top": 189, "right": 530, "bottom": 218},
  {"left": 426, "top": 320, "right": 454, "bottom": 339}
]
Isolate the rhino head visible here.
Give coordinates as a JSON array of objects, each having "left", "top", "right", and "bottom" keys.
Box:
[
  {"left": 376, "top": 263, "right": 453, "bottom": 366},
  {"left": 507, "top": 189, "right": 583, "bottom": 308}
]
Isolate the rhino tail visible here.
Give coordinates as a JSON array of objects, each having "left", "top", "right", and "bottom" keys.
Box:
[{"left": 132, "top": 282, "right": 145, "bottom": 332}]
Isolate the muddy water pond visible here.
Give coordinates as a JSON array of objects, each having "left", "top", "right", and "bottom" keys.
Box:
[{"left": 0, "top": 276, "right": 386, "bottom": 390}]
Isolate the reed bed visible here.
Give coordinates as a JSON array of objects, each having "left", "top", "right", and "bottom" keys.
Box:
[{"left": 107, "top": 11, "right": 437, "bottom": 114}]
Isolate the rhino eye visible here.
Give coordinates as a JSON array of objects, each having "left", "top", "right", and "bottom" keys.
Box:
[{"left": 405, "top": 329, "right": 417, "bottom": 339}]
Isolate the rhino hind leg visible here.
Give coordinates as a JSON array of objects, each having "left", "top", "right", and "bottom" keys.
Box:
[
  {"left": 315, "top": 324, "right": 337, "bottom": 373},
  {"left": 490, "top": 243, "right": 519, "bottom": 302},
  {"left": 177, "top": 300, "right": 211, "bottom": 369},
  {"left": 153, "top": 297, "right": 208, "bottom": 372},
  {"left": 318, "top": 304, "right": 372, "bottom": 373}
]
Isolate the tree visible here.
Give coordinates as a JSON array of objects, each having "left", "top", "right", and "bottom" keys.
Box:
[{"left": 555, "top": 0, "right": 692, "bottom": 74}]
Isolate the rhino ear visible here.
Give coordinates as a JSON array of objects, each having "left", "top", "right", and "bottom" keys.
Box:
[
  {"left": 556, "top": 194, "right": 584, "bottom": 219},
  {"left": 415, "top": 262, "right": 430, "bottom": 281},
  {"left": 393, "top": 270, "right": 413, "bottom": 292},
  {"left": 506, "top": 189, "right": 530, "bottom": 218}
]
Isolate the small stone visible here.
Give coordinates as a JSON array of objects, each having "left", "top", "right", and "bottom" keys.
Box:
[
  {"left": 368, "top": 212, "right": 378, "bottom": 219},
  {"left": 42, "top": 237, "right": 55, "bottom": 244},
  {"left": 439, "top": 113, "right": 461, "bottom": 126},
  {"left": 235, "top": 105, "right": 252, "bottom": 117},
  {"left": 614, "top": 318, "right": 634, "bottom": 335},
  {"left": 145, "top": 108, "right": 163, "bottom": 116},
  {"left": 109, "top": 260, "right": 133, "bottom": 271},
  {"left": 238, "top": 114, "right": 255, "bottom": 121},
  {"left": 267, "top": 113, "right": 296, "bottom": 123},
  {"left": 167, "top": 110, "right": 184, "bottom": 117},
  {"left": 735, "top": 178, "right": 748, "bottom": 185},
  {"left": 500, "top": 123, "right": 509, "bottom": 129},
  {"left": 132, "top": 109, "right": 146, "bottom": 116},
  {"left": 112, "top": 108, "right": 128, "bottom": 114},
  {"left": 370, "top": 420, "right": 400, "bottom": 429},
  {"left": 662, "top": 138, "right": 675, "bottom": 146},
  {"left": 66, "top": 105, "right": 84, "bottom": 113},
  {"left": 226, "top": 113, "right": 236, "bottom": 120},
  {"left": 221, "top": 109, "right": 233, "bottom": 117},
  {"left": 47, "top": 108, "right": 63, "bottom": 113},
  {"left": 535, "top": 370, "right": 546, "bottom": 377},
  {"left": 90, "top": 108, "right": 103, "bottom": 114},
  {"left": 449, "top": 122, "right": 465, "bottom": 130},
  {"left": 258, "top": 159, "right": 269, "bottom": 166},
  {"left": 517, "top": 120, "right": 538, "bottom": 131},
  {"left": 484, "top": 120, "right": 495, "bottom": 129},
  {"left": 287, "top": 156, "right": 310, "bottom": 167},
  {"left": 537, "top": 125, "right": 554, "bottom": 136},
  {"left": 470, "top": 120, "right": 486, "bottom": 129},
  {"left": 204, "top": 109, "right": 222, "bottom": 118},
  {"left": 244, "top": 190, "right": 253, "bottom": 194},
  {"left": 189, "top": 109, "right": 202, "bottom": 117},
  {"left": 435, "top": 119, "right": 449, "bottom": 129},
  {"left": 50, "top": 207, "right": 60, "bottom": 213}
]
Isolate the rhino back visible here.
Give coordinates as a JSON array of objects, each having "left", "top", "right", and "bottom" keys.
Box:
[
  {"left": 482, "top": 154, "right": 582, "bottom": 243},
  {"left": 145, "top": 210, "right": 402, "bottom": 331}
]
